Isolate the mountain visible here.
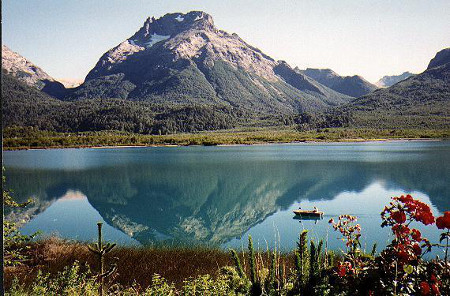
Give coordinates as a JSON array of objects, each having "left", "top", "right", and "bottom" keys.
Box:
[
  {"left": 427, "top": 48, "right": 450, "bottom": 69},
  {"left": 376, "top": 72, "right": 415, "bottom": 88},
  {"left": 2, "top": 45, "right": 67, "bottom": 98},
  {"left": 300, "top": 68, "right": 378, "bottom": 97},
  {"left": 340, "top": 48, "right": 450, "bottom": 129},
  {"left": 69, "top": 11, "right": 351, "bottom": 114}
]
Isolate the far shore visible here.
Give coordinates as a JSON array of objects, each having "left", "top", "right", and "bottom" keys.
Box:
[
  {"left": 3, "top": 127, "right": 449, "bottom": 151},
  {"left": 3, "top": 137, "right": 446, "bottom": 151}
]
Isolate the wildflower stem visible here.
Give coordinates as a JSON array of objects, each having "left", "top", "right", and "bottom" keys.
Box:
[{"left": 445, "top": 230, "right": 449, "bottom": 264}]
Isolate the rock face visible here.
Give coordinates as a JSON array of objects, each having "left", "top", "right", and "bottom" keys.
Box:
[
  {"left": 71, "top": 11, "right": 351, "bottom": 114},
  {"left": 376, "top": 72, "right": 415, "bottom": 88},
  {"left": 2, "top": 45, "right": 67, "bottom": 98},
  {"left": 301, "top": 68, "right": 378, "bottom": 97},
  {"left": 427, "top": 48, "right": 450, "bottom": 70},
  {"left": 343, "top": 48, "right": 450, "bottom": 129}
]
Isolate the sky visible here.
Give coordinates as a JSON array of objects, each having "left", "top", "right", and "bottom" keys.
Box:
[{"left": 2, "top": 0, "right": 450, "bottom": 83}]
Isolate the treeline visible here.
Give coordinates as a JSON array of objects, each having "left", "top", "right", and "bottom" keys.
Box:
[
  {"left": 3, "top": 68, "right": 449, "bottom": 137},
  {"left": 3, "top": 97, "right": 244, "bottom": 135},
  {"left": 2, "top": 70, "right": 299, "bottom": 135}
]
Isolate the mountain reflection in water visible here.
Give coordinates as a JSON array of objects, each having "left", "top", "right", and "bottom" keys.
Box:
[{"left": 4, "top": 142, "right": 450, "bottom": 250}]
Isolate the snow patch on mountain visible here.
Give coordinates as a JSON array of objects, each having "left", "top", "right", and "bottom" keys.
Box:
[
  {"left": 175, "top": 15, "right": 184, "bottom": 22},
  {"left": 144, "top": 33, "right": 171, "bottom": 48}
]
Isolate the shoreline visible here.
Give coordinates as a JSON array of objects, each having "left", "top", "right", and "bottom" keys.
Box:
[
  {"left": 2, "top": 137, "right": 445, "bottom": 151},
  {"left": 3, "top": 127, "right": 448, "bottom": 151}
]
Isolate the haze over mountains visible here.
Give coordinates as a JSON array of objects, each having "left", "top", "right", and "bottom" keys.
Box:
[
  {"left": 2, "top": 11, "right": 449, "bottom": 133},
  {"left": 376, "top": 72, "right": 415, "bottom": 88}
]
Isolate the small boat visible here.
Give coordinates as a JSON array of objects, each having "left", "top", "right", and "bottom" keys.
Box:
[{"left": 293, "top": 209, "right": 324, "bottom": 218}]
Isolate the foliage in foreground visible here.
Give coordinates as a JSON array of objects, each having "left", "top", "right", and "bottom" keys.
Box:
[
  {"left": 5, "top": 195, "right": 450, "bottom": 295},
  {"left": 6, "top": 261, "right": 248, "bottom": 296},
  {"left": 3, "top": 168, "right": 37, "bottom": 267}
]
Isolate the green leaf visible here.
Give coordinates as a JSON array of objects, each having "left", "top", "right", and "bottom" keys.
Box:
[{"left": 403, "top": 264, "right": 413, "bottom": 274}]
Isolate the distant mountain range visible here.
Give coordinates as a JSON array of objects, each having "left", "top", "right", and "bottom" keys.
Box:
[
  {"left": 342, "top": 48, "right": 450, "bottom": 129},
  {"left": 2, "top": 11, "right": 449, "bottom": 133},
  {"left": 375, "top": 72, "right": 415, "bottom": 88},
  {"left": 300, "top": 68, "right": 378, "bottom": 97}
]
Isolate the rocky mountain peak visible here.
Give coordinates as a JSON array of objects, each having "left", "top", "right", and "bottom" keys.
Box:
[
  {"left": 131, "top": 11, "right": 215, "bottom": 43},
  {"left": 77, "top": 11, "right": 351, "bottom": 112},
  {"left": 86, "top": 10, "right": 280, "bottom": 81},
  {"left": 2, "top": 45, "right": 53, "bottom": 87},
  {"left": 2, "top": 45, "right": 66, "bottom": 98},
  {"left": 427, "top": 47, "right": 450, "bottom": 70},
  {"left": 304, "top": 68, "right": 339, "bottom": 79}
]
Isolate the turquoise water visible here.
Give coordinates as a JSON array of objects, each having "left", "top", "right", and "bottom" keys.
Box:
[{"left": 3, "top": 141, "right": 450, "bottom": 255}]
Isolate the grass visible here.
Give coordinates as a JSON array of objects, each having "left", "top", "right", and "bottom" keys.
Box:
[
  {"left": 3, "top": 126, "right": 450, "bottom": 150},
  {"left": 3, "top": 238, "right": 295, "bottom": 292}
]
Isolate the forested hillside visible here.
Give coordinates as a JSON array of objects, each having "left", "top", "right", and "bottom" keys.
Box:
[
  {"left": 3, "top": 70, "right": 300, "bottom": 134},
  {"left": 336, "top": 49, "right": 450, "bottom": 129}
]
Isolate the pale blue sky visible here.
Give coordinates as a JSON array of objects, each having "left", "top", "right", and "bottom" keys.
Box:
[{"left": 2, "top": 0, "right": 449, "bottom": 83}]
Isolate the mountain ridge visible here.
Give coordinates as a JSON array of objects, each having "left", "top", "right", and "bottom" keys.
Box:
[
  {"left": 300, "top": 68, "right": 378, "bottom": 98},
  {"left": 339, "top": 47, "right": 450, "bottom": 129},
  {"left": 375, "top": 72, "right": 414, "bottom": 88},
  {"left": 1, "top": 45, "right": 67, "bottom": 98}
]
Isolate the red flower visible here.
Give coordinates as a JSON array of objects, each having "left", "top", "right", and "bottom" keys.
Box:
[
  {"left": 436, "top": 211, "right": 450, "bottom": 229},
  {"left": 431, "top": 283, "right": 440, "bottom": 295},
  {"left": 416, "top": 211, "right": 435, "bottom": 225},
  {"left": 436, "top": 217, "right": 446, "bottom": 229},
  {"left": 392, "top": 224, "right": 410, "bottom": 237},
  {"left": 398, "top": 194, "right": 414, "bottom": 204},
  {"left": 412, "top": 243, "right": 422, "bottom": 256},
  {"left": 420, "top": 281, "right": 431, "bottom": 295},
  {"left": 411, "top": 229, "right": 422, "bottom": 241},
  {"left": 391, "top": 211, "right": 406, "bottom": 224},
  {"left": 397, "top": 249, "right": 410, "bottom": 262},
  {"left": 430, "top": 274, "right": 437, "bottom": 282},
  {"left": 337, "top": 264, "right": 347, "bottom": 277}
]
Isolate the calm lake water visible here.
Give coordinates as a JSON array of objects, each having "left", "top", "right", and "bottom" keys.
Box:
[{"left": 3, "top": 141, "right": 450, "bottom": 256}]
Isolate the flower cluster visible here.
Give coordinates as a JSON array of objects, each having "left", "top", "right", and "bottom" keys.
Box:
[
  {"left": 336, "top": 261, "right": 354, "bottom": 277},
  {"left": 329, "top": 215, "right": 361, "bottom": 255},
  {"left": 329, "top": 215, "right": 364, "bottom": 278},
  {"left": 436, "top": 211, "right": 450, "bottom": 230},
  {"left": 435, "top": 211, "right": 450, "bottom": 266},
  {"left": 395, "top": 194, "right": 435, "bottom": 225},
  {"left": 420, "top": 273, "right": 441, "bottom": 295},
  {"left": 381, "top": 195, "right": 435, "bottom": 265}
]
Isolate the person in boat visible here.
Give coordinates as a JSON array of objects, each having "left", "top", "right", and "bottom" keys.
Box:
[{"left": 313, "top": 206, "right": 318, "bottom": 212}]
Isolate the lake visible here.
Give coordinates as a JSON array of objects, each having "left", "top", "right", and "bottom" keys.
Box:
[{"left": 3, "top": 141, "right": 450, "bottom": 256}]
